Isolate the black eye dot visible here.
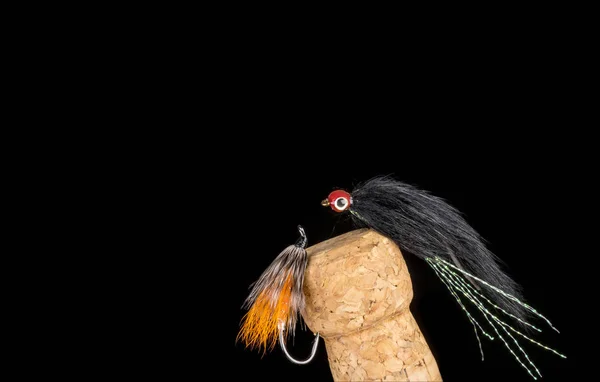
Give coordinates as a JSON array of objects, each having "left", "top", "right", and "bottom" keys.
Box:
[{"left": 336, "top": 198, "right": 347, "bottom": 208}]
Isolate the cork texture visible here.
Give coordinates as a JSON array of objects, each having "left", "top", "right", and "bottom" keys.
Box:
[{"left": 302, "top": 229, "right": 442, "bottom": 381}]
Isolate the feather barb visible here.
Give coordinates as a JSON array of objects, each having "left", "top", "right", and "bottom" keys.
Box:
[{"left": 237, "top": 273, "right": 293, "bottom": 354}]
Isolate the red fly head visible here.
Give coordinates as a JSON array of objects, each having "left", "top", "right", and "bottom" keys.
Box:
[{"left": 322, "top": 190, "right": 352, "bottom": 212}]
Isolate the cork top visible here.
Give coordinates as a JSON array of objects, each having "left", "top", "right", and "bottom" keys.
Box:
[
  {"left": 306, "top": 228, "right": 371, "bottom": 260},
  {"left": 302, "top": 229, "right": 413, "bottom": 338}
]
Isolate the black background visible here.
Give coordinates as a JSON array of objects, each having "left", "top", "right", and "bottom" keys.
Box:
[
  {"left": 111, "top": 28, "right": 593, "bottom": 381},
  {"left": 148, "top": 72, "right": 591, "bottom": 381},
  {"left": 137, "top": 126, "right": 592, "bottom": 381},
  {"left": 208, "top": 143, "right": 587, "bottom": 382},
  {"left": 18, "top": 9, "right": 596, "bottom": 381},
  {"left": 120, "top": 107, "right": 593, "bottom": 381}
]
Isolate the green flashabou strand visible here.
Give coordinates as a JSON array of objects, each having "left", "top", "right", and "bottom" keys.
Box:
[
  {"left": 496, "top": 320, "right": 568, "bottom": 359},
  {"left": 428, "top": 260, "right": 494, "bottom": 340},
  {"left": 430, "top": 260, "right": 499, "bottom": 334},
  {"left": 493, "top": 312, "right": 543, "bottom": 378},
  {"left": 443, "top": 261, "right": 566, "bottom": 359},
  {"left": 439, "top": 260, "right": 541, "bottom": 332},
  {"left": 442, "top": 263, "right": 565, "bottom": 359},
  {"left": 434, "top": 257, "right": 560, "bottom": 333},
  {"left": 439, "top": 266, "right": 543, "bottom": 378},
  {"left": 429, "top": 261, "right": 487, "bottom": 361},
  {"left": 349, "top": 210, "right": 365, "bottom": 222},
  {"left": 431, "top": 260, "right": 539, "bottom": 379}
]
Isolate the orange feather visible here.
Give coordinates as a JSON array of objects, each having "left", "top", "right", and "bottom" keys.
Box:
[{"left": 237, "top": 273, "right": 293, "bottom": 354}]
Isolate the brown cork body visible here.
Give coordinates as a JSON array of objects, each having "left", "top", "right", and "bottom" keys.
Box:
[{"left": 303, "top": 229, "right": 442, "bottom": 381}]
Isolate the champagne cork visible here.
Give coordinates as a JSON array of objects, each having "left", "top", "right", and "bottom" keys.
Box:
[{"left": 303, "top": 229, "right": 442, "bottom": 381}]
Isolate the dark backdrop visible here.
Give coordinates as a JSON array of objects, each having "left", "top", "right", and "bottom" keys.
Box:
[
  {"left": 31, "top": 13, "right": 595, "bottom": 381},
  {"left": 179, "top": 135, "right": 588, "bottom": 382},
  {"left": 121, "top": 43, "right": 592, "bottom": 380}
]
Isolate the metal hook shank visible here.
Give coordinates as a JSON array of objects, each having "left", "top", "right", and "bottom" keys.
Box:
[{"left": 278, "top": 327, "right": 320, "bottom": 365}]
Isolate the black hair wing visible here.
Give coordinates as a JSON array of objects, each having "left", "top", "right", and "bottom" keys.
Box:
[{"left": 350, "top": 176, "right": 528, "bottom": 324}]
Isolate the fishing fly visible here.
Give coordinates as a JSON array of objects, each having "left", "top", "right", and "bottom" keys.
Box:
[
  {"left": 237, "top": 226, "right": 319, "bottom": 364},
  {"left": 322, "top": 176, "right": 565, "bottom": 379},
  {"left": 238, "top": 176, "right": 565, "bottom": 380}
]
